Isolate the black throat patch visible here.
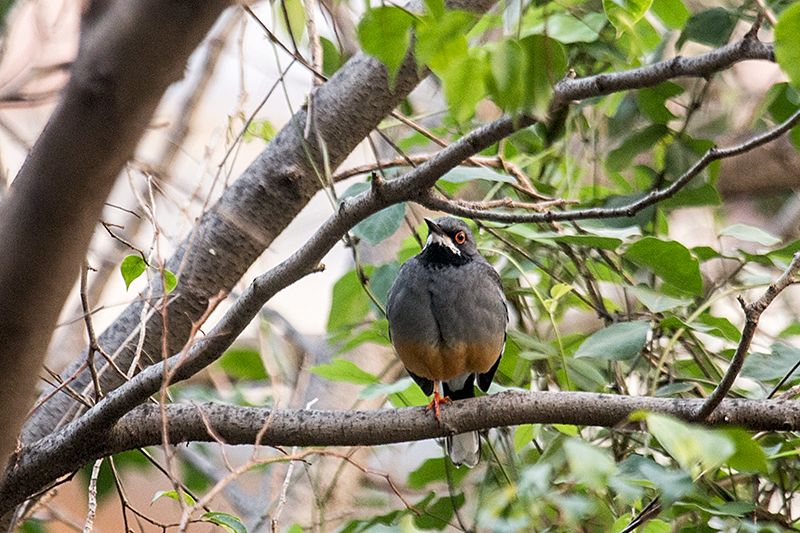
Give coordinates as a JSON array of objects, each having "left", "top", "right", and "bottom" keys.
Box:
[{"left": 419, "top": 242, "right": 472, "bottom": 268}]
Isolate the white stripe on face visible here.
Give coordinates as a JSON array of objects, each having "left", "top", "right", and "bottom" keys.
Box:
[{"left": 426, "top": 232, "right": 461, "bottom": 255}]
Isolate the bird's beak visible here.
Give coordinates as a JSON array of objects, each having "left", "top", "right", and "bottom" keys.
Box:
[{"left": 424, "top": 218, "right": 445, "bottom": 237}]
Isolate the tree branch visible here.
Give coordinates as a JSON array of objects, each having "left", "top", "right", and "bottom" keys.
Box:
[
  {"left": 20, "top": 0, "right": 502, "bottom": 449},
  {"left": 0, "top": 0, "right": 232, "bottom": 466},
  {"left": 4, "top": 391, "right": 800, "bottom": 513},
  {"left": 420, "top": 105, "right": 800, "bottom": 223},
  {"left": 693, "top": 251, "right": 800, "bottom": 421}
]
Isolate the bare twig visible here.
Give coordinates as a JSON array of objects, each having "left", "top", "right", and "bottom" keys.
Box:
[
  {"left": 82, "top": 459, "right": 103, "bottom": 533},
  {"left": 694, "top": 252, "right": 800, "bottom": 421},
  {"left": 306, "top": 0, "right": 324, "bottom": 87},
  {"left": 80, "top": 261, "right": 104, "bottom": 402}
]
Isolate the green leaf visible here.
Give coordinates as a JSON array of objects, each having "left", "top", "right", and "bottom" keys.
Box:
[
  {"left": 152, "top": 490, "right": 196, "bottom": 506},
  {"left": 202, "top": 512, "right": 247, "bottom": 533},
  {"left": 536, "top": 11, "right": 606, "bottom": 43},
  {"left": 692, "top": 246, "right": 721, "bottom": 262},
  {"left": 606, "top": 124, "right": 669, "bottom": 173},
  {"left": 724, "top": 428, "right": 768, "bottom": 474},
  {"left": 359, "top": 377, "right": 416, "bottom": 400},
  {"left": 553, "top": 424, "right": 579, "bottom": 436},
  {"left": 440, "top": 166, "right": 516, "bottom": 184},
  {"left": 776, "top": 3, "right": 800, "bottom": 87},
  {"left": 407, "top": 458, "right": 470, "bottom": 489},
  {"left": 279, "top": 0, "right": 306, "bottom": 42},
  {"left": 519, "top": 34, "right": 568, "bottom": 115},
  {"left": 217, "top": 348, "right": 268, "bottom": 380},
  {"left": 603, "top": 0, "right": 653, "bottom": 36},
  {"left": 163, "top": 270, "right": 178, "bottom": 293},
  {"left": 645, "top": 413, "right": 735, "bottom": 477},
  {"left": 694, "top": 313, "right": 741, "bottom": 342},
  {"left": 677, "top": 8, "right": 736, "bottom": 49},
  {"left": 574, "top": 321, "right": 650, "bottom": 360},
  {"left": 358, "top": 6, "right": 414, "bottom": 81},
  {"left": 631, "top": 285, "right": 693, "bottom": 313},
  {"left": 637, "top": 82, "right": 684, "bottom": 124},
  {"left": 488, "top": 39, "right": 526, "bottom": 111},
  {"left": 244, "top": 120, "right": 277, "bottom": 144},
  {"left": 327, "top": 269, "right": 371, "bottom": 331},
  {"left": 121, "top": 255, "right": 146, "bottom": 290},
  {"left": 565, "top": 439, "right": 617, "bottom": 490},
  {"left": 643, "top": 520, "right": 671, "bottom": 533},
  {"left": 654, "top": 382, "right": 696, "bottom": 396},
  {"left": 414, "top": 493, "right": 465, "bottom": 530},
  {"left": 307, "top": 359, "right": 379, "bottom": 385},
  {"left": 442, "top": 53, "right": 488, "bottom": 122},
  {"left": 649, "top": 0, "right": 690, "bottom": 29},
  {"left": 415, "top": 10, "right": 473, "bottom": 72},
  {"left": 341, "top": 182, "right": 406, "bottom": 245},
  {"left": 624, "top": 237, "right": 703, "bottom": 296},
  {"left": 514, "top": 424, "right": 537, "bottom": 453},
  {"left": 741, "top": 342, "right": 800, "bottom": 382},
  {"left": 719, "top": 223, "right": 781, "bottom": 247},
  {"left": 321, "top": 37, "right": 343, "bottom": 77}
]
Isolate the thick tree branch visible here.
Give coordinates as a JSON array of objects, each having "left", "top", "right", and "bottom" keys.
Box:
[
  {"left": 21, "top": 0, "right": 502, "bottom": 449},
  {"left": 694, "top": 252, "right": 800, "bottom": 421},
  {"left": 0, "top": 114, "right": 534, "bottom": 512},
  {"left": 0, "top": 0, "right": 231, "bottom": 466},
  {"left": 3, "top": 391, "right": 800, "bottom": 512}
]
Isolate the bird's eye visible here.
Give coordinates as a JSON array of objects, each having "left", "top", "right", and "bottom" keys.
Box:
[{"left": 454, "top": 231, "right": 466, "bottom": 245}]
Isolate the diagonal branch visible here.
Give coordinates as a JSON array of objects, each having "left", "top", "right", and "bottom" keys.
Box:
[
  {"left": 420, "top": 106, "right": 800, "bottom": 223},
  {"left": 693, "top": 252, "right": 800, "bottom": 421}
]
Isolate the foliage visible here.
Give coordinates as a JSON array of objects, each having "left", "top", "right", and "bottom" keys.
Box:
[{"left": 38, "top": 0, "right": 800, "bottom": 530}]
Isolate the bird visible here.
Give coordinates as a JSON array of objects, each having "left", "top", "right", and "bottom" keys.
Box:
[{"left": 386, "top": 217, "right": 507, "bottom": 467}]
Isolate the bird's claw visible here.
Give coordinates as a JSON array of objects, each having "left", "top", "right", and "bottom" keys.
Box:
[{"left": 426, "top": 391, "right": 451, "bottom": 420}]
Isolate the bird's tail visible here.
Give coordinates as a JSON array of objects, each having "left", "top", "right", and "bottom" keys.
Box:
[
  {"left": 443, "top": 376, "right": 481, "bottom": 467},
  {"left": 447, "top": 432, "right": 481, "bottom": 467}
]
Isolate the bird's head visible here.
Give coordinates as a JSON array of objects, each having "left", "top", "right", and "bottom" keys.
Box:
[{"left": 422, "top": 217, "right": 478, "bottom": 262}]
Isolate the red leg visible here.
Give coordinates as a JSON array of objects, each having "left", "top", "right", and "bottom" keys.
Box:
[{"left": 425, "top": 382, "right": 451, "bottom": 419}]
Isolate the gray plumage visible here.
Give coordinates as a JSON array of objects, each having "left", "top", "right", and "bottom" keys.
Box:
[{"left": 386, "top": 217, "right": 507, "bottom": 467}]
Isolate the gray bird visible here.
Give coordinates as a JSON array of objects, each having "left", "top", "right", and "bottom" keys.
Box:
[{"left": 386, "top": 217, "right": 507, "bottom": 467}]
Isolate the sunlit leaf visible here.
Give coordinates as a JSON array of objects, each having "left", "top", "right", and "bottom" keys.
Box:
[
  {"left": 152, "top": 490, "right": 196, "bottom": 506},
  {"left": 121, "top": 255, "right": 146, "bottom": 290},
  {"left": 645, "top": 413, "right": 735, "bottom": 477},
  {"left": 307, "top": 359, "right": 379, "bottom": 385},
  {"left": 603, "top": 0, "right": 653, "bottom": 36},
  {"left": 650, "top": 0, "right": 690, "bottom": 29},
  {"left": 358, "top": 6, "right": 414, "bottom": 81},
  {"left": 775, "top": 3, "right": 800, "bottom": 87},
  {"left": 328, "top": 268, "right": 371, "bottom": 332}
]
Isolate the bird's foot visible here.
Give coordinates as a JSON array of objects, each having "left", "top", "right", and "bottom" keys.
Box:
[{"left": 426, "top": 391, "right": 451, "bottom": 420}]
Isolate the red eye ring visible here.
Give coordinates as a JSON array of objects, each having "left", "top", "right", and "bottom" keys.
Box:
[{"left": 454, "top": 231, "right": 466, "bottom": 245}]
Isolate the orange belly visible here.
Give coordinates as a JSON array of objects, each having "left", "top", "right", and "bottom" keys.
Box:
[{"left": 394, "top": 340, "right": 502, "bottom": 382}]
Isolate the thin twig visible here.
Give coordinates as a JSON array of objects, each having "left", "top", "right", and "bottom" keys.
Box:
[
  {"left": 419, "top": 107, "right": 800, "bottom": 224},
  {"left": 80, "top": 261, "right": 104, "bottom": 402},
  {"left": 694, "top": 251, "right": 800, "bottom": 420},
  {"left": 306, "top": 0, "right": 323, "bottom": 87},
  {"left": 82, "top": 459, "right": 103, "bottom": 533}
]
